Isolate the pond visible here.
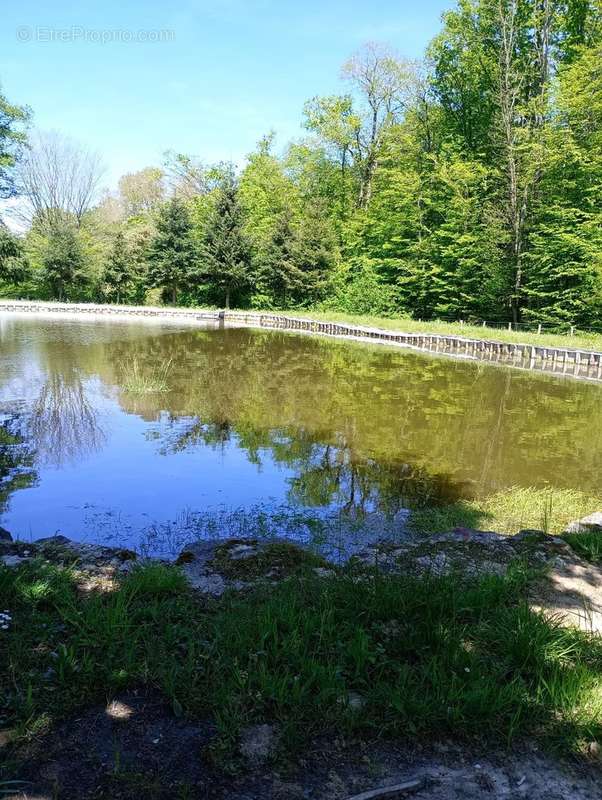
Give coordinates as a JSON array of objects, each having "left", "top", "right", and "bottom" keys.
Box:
[{"left": 1, "top": 313, "right": 601, "bottom": 557}]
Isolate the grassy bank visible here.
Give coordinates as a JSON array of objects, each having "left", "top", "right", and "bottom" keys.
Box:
[
  {"left": 1, "top": 556, "right": 601, "bottom": 773},
  {"left": 298, "top": 310, "right": 602, "bottom": 352},
  {"left": 4, "top": 299, "right": 602, "bottom": 353},
  {"left": 409, "top": 486, "right": 602, "bottom": 538}
]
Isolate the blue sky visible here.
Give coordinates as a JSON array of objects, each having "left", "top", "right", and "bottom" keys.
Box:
[{"left": 1, "top": 0, "right": 451, "bottom": 189}]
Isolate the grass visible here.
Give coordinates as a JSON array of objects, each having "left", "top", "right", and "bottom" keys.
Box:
[
  {"left": 1, "top": 557, "right": 601, "bottom": 768},
  {"left": 562, "top": 530, "right": 602, "bottom": 563},
  {"left": 408, "top": 486, "right": 602, "bottom": 538},
  {"left": 7, "top": 297, "right": 602, "bottom": 353},
  {"left": 292, "top": 309, "right": 602, "bottom": 352},
  {"left": 121, "top": 357, "right": 172, "bottom": 394}
]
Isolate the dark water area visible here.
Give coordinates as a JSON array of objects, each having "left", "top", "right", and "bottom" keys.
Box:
[{"left": 1, "top": 313, "right": 601, "bottom": 556}]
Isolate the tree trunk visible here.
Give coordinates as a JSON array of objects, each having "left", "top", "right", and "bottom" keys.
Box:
[
  {"left": 225, "top": 287, "right": 230, "bottom": 309},
  {"left": 172, "top": 285, "right": 177, "bottom": 305}
]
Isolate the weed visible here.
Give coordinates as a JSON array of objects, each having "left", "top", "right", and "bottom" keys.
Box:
[{"left": 121, "top": 357, "right": 172, "bottom": 394}]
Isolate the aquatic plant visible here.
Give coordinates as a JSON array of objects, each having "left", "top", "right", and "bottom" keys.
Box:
[{"left": 121, "top": 357, "right": 172, "bottom": 394}]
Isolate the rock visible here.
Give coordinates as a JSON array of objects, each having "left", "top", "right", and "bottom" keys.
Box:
[
  {"left": 346, "top": 692, "right": 366, "bottom": 712},
  {"left": 433, "top": 529, "right": 509, "bottom": 545},
  {"left": 0, "top": 527, "right": 12, "bottom": 542},
  {"left": 415, "top": 553, "right": 452, "bottom": 575},
  {"left": 0, "top": 729, "right": 15, "bottom": 748},
  {"left": 115, "top": 548, "right": 137, "bottom": 561},
  {"left": 313, "top": 567, "right": 335, "bottom": 578},
  {"left": 228, "top": 544, "right": 257, "bottom": 560},
  {"left": 514, "top": 529, "right": 567, "bottom": 547},
  {"left": 184, "top": 572, "right": 226, "bottom": 596},
  {"left": 565, "top": 512, "right": 602, "bottom": 534},
  {"left": 1, "top": 555, "right": 27, "bottom": 568},
  {"left": 36, "top": 535, "right": 72, "bottom": 546},
  {"left": 239, "top": 723, "right": 279, "bottom": 762},
  {"left": 176, "top": 550, "right": 196, "bottom": 564}
]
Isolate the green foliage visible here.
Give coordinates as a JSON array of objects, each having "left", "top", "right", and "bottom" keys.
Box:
[
  {"left": 2, "top": 561, "right": 602, "bottom": 758},
  {"left": 201, "top": 171, "right": 252, "bottom": 308},
  {"left": 39, "top": 224, "right": 87, "bottom": 301},
  {"left": 102, "top": 231, "right": 139, "bottom": 304},
  {"left": 0, "top": 84, "right": 29, "bottom": 198},
  {"left": 326, "top": 257, "right": 396, "bottom": 316},
  {"left": 147, "top": 198, "right": 198, "bottom": 305},
  {"left": 0, "top": 224, "right": 29, "bottom": 285},
  {"left": 3, "top": 3, "right": 602, "bottom": 326}
]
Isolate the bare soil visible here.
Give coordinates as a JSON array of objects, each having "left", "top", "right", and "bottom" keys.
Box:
[{"left": 6, "top": 689, "right": 602, "bottom": 800}]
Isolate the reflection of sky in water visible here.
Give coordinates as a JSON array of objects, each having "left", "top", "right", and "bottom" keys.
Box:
[{"left": 1, "top": 313, "right": 602, "bottom": 555}]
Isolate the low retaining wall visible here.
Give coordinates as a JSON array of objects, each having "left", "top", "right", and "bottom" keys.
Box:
[{"left": 2, "top": 300, "right": 602, "bottom": 382}]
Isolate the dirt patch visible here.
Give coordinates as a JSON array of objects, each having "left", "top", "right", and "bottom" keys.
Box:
[{"left": 6, "top": 693, "right": 602, "bottom": 799}]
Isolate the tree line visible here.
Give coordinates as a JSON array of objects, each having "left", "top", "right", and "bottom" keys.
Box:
[{"left": 1, "top": 0, "right": 601, "bottom": 325}]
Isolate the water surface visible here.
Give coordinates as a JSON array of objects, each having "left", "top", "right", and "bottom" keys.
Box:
[{"left": 1, "top": 314, "right": 601, "bottom": 556}]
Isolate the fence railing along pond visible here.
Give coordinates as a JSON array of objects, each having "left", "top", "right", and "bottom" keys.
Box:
[{"left": 2, "top": 300, "right": 602, "bottom": 382}]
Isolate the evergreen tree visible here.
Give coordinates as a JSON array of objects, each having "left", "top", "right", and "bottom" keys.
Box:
[
  {"left": 202, "top": 174, "right": 252, "bottom": 308},
  {"left": 257, "top": 210, "right": 302, "bottom": 307},
  {"left": 148, "top": 198, "right": 198, "bottom": 305},
  {"left": 103, "top": 231, "right": 135, "bottom": 305},
  {"left": 40, "top": 224, "right": 86, "bottom": 301}
]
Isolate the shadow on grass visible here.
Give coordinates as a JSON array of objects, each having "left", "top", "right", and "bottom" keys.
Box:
[{"left": 2, "top": 558, "right": 601, "bottom": 775}]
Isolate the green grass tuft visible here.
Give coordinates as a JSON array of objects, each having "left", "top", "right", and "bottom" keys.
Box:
[
  {"left": 409, "top": 486, "right": 601, "bottom": 537},
  {"left": 121, "top": 357, "right": 172, "bottom": 394},
  {"left": 562, "top": 530, "right": 602, "bottom": 563}
]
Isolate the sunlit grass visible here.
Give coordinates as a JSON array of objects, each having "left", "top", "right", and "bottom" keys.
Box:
[
  {"left": 1, "top": 559, "right": 602, "bottom": 763},
  {"left": 409, "top": 486, "right": 602, "bottom": 537},
  {"left": 121, "top": 357, "right": 172, "bottom": 394},
  {"left": 295, "top": 309, "right": 602, "bottom": 351}
]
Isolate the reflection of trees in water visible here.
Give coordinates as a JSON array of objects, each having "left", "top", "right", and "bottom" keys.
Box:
[
  {"left": 98, "top": 326, "right": 602, "bottom": 506},
  {"left": 69, "top": 324, "right": 602, "bottom": 503},
  {"left": 0, "top": 411, "right": 38, "bottom": 514},
  {"left": 30, "top": 370, "right": 105, "bottom": 466},
  {"left": 150, "top": 414, "right": 465, "bottom": 515}
]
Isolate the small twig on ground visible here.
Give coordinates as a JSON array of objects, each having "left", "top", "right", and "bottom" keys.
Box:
[{"left": 344, "top": 777, "right": 425, "bottom": 800}]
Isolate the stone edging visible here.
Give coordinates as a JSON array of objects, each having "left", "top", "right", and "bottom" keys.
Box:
[{"left": 2, "top": 299, "right": 602, "bottom": 382}]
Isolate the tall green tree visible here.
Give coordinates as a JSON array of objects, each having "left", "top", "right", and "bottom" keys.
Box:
[
  {"left": 102, "top": 231, "right": 136, "bottom": 305},
  {"left": 0, "top": 223, "right": 28, "bottom": 285},
  {"left": 0, "top": 84, "right": 29, "bottom": 198},
  {"left": 40, "top": 224, "right": 86, "bottom": 301},
  {"left": 148, "top": 198, "right": 198, "bottom": 305},
  {"left": 202, "top": 173, "right": 252, "bottom": 308}
]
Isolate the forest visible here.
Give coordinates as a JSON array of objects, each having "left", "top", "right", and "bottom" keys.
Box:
[{"left": 0, "top": 0, "right": 601, "bottom": 327}]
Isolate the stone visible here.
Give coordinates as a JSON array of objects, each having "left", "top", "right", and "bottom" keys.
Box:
[
  {"left": 565, "top": 512, "right": 602, "bottom": 534},
  {"left": 435, "top": 528, "right": 509, "bottom": 545},
  {"left": 37, "top": 535, "right": 72, "bottom": 546},
  {"left": 1, "top": 555, "right": 27, "bottom": 568},
  {"left": 184, "top": 572, "right": 226, "bottom": 596},
  {"left": 313, "top": 567, "right": 335, "bottom": 578},
  {"left": 0, "top": 729, "right": 15, "bottom": 748},
  {"left": 514, "top": 529, "right": 570, "bottom": 551},
  {"left": 228, "top": 544, "right": 257, "bottom": 560},
  {"left": 239, "top": 723, "right": 279, "bottom": 762},
  {"left": 0, "top": 527, "right": 12, "bottom": 542},
  {"left": 116, "top": 548, "right": 137, "bottom": 561},
  {"left": 346, "top": 692, "right": 366, "bottom": 712}
]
